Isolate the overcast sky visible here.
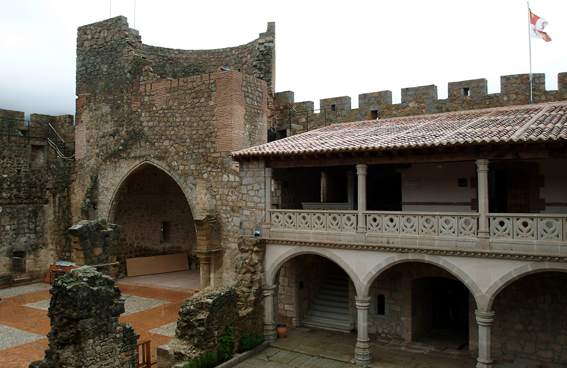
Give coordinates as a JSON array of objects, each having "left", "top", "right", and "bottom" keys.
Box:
[{"left": 0, "top": 0, "right": 565, "bottom": 117}]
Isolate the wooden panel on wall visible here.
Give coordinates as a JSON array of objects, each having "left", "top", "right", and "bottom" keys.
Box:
[{"left": 126, "top": 253, "right": 188, "bottom": 277}]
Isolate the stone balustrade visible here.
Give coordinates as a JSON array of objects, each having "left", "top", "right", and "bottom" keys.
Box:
[{"left": 268, "top": 209, "right": 567, "bottom": 255}]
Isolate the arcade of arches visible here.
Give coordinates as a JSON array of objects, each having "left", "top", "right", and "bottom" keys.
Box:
[
  {"left": 110, "top": 164, "right": 198, "bottom": 276},
  {"left": 265, "top": 253, "right": 567, "bottom": 367}
]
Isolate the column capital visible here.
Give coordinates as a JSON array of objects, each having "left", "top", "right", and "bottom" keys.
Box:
[
  {"left": 475, "top": 310, "right": 495, "bottom": 325},
  {"left": 355, "top": 296, "right": 371, "bottom": 309},
  {"left": 262, "top": 284, "right": 277, "bottom": 297},
  {"left": 475, "top": 159, "right": 489, "bottom": 172},
  {"left": 356, "top": 163, "right": 367, "bottom": 175}
]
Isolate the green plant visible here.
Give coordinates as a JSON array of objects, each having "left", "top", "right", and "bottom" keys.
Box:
[
  {"left": 183, "top": 351, "right": 218, "bottom": 368},
  {"left": 238, "top": 333, "right": 264, "bottom": 353},
  {"left": 217, "top": 326, "right": 235, "bottom": 362}
]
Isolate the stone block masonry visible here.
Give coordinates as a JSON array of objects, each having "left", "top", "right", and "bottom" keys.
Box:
[
  {"left": 0, "top": 109, "right": 74, "bottom": 282},
  {"left": 29, "top": 266, "right": 138, "bottom": 368},
  {"left": 275, "top": 72, "right": 567, "bottom": 135}
]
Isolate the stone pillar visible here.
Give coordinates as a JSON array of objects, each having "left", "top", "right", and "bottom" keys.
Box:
[
  {"left": 354, "top": 296, "right": 371, "bottom": 365},
  {"left": 263, "top": 284, "right": 277, "bottom": 342},
  {"left": 356, "top": 164, "right": 368, "bottom": 232},
  {"left": 475, "top": 310, "right": 495, "bottom": 368},
  {"left": 476, "top": 159, "right": 490, "bottom": 247},
  {"left": 265, "top": 167, "right": 272, "bottom": 225},
  {"left": 197, "top": 254, "right": 211, "bottom": 288}
]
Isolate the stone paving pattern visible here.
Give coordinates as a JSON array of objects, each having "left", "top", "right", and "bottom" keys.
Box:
[{"left": 0, "top": 282, "right": 194, "bottom": 368}]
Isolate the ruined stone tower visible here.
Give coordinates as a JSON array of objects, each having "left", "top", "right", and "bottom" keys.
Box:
[{"left": 72, "top": 16, "right": 275, "bottom": 287}]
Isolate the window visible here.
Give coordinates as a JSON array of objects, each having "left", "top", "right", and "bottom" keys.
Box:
[
  {"left": 12, "top": 251, "right": 26, "bottom": 273},
  {"left": 160, "top": 222, "right": 171, "bottom": 243},
  {"left": 462, "top": 87, "right": 470, "bottom": 97},
  {"left": 370, "top": 110, "right": 379, "bottom": 119},
  {"left": 331, "top": 104, "right": 337, "bottom": 112},
  {"left": 377, "top": 294, "right": 386, "bottom": 315}
]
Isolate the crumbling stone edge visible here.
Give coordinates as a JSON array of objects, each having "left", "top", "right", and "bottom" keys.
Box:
[{"left": 169, "top": 341, "right": 269, "bottom": 368}]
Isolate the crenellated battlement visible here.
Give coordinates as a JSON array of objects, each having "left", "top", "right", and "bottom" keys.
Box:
[{"left": 274, "top": 72, "right": 567, "bottom": 134}]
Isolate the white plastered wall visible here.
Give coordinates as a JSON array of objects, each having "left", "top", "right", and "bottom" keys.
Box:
[{"left": 401, "top": 162, "right": 475, "bottom": 212}]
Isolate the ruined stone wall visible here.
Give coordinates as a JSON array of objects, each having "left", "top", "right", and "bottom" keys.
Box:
[
  {"left": 74, "top": 16, "right": 270, "bottom": 286},
  {"left": 30, "top": 266, "right": 137, "bottom": 368},
  {"left": 492, "top": 272, "right": 567, "bottom": 365},
  {"left": 274, "top": 72, "right": 567, "bottom": 135},
  {"left": 143, "top": 22, "right": 275, "bottom": 90},
  {"left": 0, "top": 109, "right": 74, "bottom": 280}
]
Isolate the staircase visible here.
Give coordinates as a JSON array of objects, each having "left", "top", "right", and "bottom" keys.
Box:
[{"left": 303, "top": 272, "right": 353, "bottom": 333}]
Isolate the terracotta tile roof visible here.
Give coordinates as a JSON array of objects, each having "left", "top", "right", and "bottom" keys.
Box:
[{"left": 233, "top": 101, "right": 567, "bottom": 159}]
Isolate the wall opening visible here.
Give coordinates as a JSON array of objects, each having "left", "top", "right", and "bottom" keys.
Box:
[
  {"left": 492, "top": 272, "right": 567, "bottom": 365},
  {"left": 274, "top": 255, "right": 353, "bottom": 332},
  {"left": 111, "top": 164, "right": 197, "bottom": 277},
  {"left": 12, "top": 251, "right": 26, "bottom": 274},
  {"left": 370, "top": 110, "right": 379, "bottom": 119},
  {"left": 462, "top": 87, "right": 470, "bottom": 97}
]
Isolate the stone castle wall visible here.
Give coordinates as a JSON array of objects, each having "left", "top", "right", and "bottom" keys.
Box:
[
  {"left": 0, "top": 109, "right": 74, "bottom": 281},
  {"left": 73, "top": 16, "right": 271, "bottom": 286},
  {"left": 274, "top": 72, "right": 567, "bottom": 135}
]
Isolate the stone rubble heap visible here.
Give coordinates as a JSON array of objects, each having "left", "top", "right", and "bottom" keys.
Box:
[{"left": 29, "top": 266, "right": 138, "bottom": 368}]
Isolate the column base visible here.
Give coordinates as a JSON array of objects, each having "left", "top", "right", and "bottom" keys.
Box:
[
  {"left": 263, "top": 323, "right": 276, "bottom": 343},
  {"left": 476, "top": 359, "right": 493, "bottom": 368},
  {"left": 354, "top": 339, "right": 371, "bottom": 366}
]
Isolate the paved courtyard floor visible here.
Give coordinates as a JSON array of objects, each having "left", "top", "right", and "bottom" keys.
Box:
[
  {"left": 0, "top": 272, "right": 198, "bottom": 368},
  {"left": 236, "top": 328, "right": 475, "bottom": 368}
]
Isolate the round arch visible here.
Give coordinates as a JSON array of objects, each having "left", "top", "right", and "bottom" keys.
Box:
[
  {"left": 485, "top": 262, "right": 567, "bottom": 310},
  {"left": 361, "top": 254, "right": 484, "bottom": 308},
  {"left": 107, "top": 159, "right": 198, "bottom": 226},
  {"left": 265, "top": 247, "right": 364, "bottom": 296}
]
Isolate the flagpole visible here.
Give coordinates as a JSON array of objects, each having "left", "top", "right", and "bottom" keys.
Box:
[{"left": 527, "top": 1, "right": 533, "bottom": 104}]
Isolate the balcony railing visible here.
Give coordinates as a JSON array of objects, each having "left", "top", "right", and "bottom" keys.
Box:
[
  {"left": 489, "top": 213, "right": 567, "bottom": 242},
  {"left": 271, "top": 210, "right": 358, "bottom": 233},
  {"left": 365, "top": 211, "right": 478, "bottom": 238},
  {"left": 268, "top": 209, "right": 567, "bottom": 252}
]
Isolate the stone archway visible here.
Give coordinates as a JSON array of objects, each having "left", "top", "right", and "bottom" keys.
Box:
[
  {"left": 109, "top": 163, "right": 198, "bottom": 279},
  {"left": 485, "top": 265, "right": 567, "bottom": 366}
]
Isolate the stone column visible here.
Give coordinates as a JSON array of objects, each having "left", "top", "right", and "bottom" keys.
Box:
[
  {"left": 265, "top": 167, "right": 273, "bottom": 225},
  {"left": 356, "top": 164, "right": 368, "bottom": 232},
  {"left": 197, "top": 254, "right": 211, "bottom": 288},
  {"left": 263, "top": 284, "right": 277, "bottom": 342},
  {"left": 354, "top": 296, "right": 371, "bottom": 365},
  {"left": 476, "top": 159, "right": 490, "bottom": 247},
  {"left": 475, "top": 310, "right": 495, "bottom": 368}
]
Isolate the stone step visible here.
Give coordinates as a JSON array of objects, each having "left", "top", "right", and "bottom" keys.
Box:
[
  {"left": 317, "top": 288, "right": 348, "bottom": 298},
  {"left": 303, "top": 316, "right": 353, "bottom": 333},
  {"left": 312, "top": 298, "right": 349, "bottom": 309},
  {"left": 310, "top": 303, "right": 350, "bottom": 314},
  {"left": 306, "top": 309, "right": 351, "bottom": 321}
]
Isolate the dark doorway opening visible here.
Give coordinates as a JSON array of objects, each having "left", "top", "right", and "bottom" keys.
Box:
[
  {"left": 367, "top": 165, "right": 402, "bottom": 210},
  {"left": 489, "top": 161, "right": 542, "bottom": 213},
  {"left": 412, "top": 277, "right": 469, "bottom": 350}
]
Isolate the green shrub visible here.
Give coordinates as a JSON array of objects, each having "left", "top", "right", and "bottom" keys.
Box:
[
  {"left": 183, "top": 327, "right": 236, "bottom": 368},
  {"left": 238, "top": 333, "right": 264, "bottom": 353},
  {"left": 217, "top": 326, "right": 235, "bottom": 362}
]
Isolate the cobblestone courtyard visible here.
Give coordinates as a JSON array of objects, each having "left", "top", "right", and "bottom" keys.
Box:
[{"left": 0, "top": 273, "right": 197, "bottom": 368}]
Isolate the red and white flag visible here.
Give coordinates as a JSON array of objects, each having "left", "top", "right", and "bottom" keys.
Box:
[{"left": 529, "top": 10, "right": 552, "bottom": 42}]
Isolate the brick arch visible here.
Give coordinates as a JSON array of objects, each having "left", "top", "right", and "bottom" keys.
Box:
[
  {"left": 485, "top": 262, "right": 567, "bottom": 310},
  {"left": 265, "top": 247, "right": 364, "bottom": 296},
  {"left": 361, "top": 254, "right": 484, "bottom": 308}
]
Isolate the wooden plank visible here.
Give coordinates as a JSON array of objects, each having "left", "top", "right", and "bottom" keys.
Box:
[{"left": 126, "top": 253, "right": 188, "bottom": 277}]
